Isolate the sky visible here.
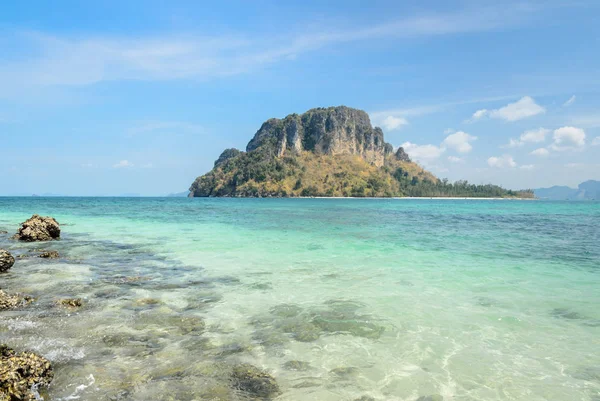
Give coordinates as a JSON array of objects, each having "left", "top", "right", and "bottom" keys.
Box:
[{"left": 1, "top": 0, "right": 599, "bottom": 196}]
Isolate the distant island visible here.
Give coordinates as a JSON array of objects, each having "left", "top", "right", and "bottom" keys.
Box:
[
  {"left": 189, "top": 106, "right": 533, "bottom": 198},
  {"left": 534, "top": 180, "right": 599, "bottom": 200}
]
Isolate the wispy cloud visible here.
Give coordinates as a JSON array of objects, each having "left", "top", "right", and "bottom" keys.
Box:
[
  {"left": 113, "top": 160, "right": 133, "bottom": 168},
  {"left": 0, "top": 5, "right": 546, "bottom": 92},
  {"left": 563, "top": 95, "right": 576, "bottom": 107},
  {"left": 469, "top": 96, "right": 545, "bottom": 122}
]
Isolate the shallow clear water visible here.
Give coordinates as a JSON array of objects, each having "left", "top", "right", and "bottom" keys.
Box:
[{"left": 1, "top": 197, "right": 599, "bottom": 401}]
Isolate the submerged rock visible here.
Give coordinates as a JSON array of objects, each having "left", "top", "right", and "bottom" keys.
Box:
[
  {"left": 0, "top": 290, "right": 33, "bottom": 310},
  {"left": 0, "top": 344, "right": 53, "bottom": 401},
  {"left": 0, "top": 250, "right": 15, "bottom": 272},
  {"left": 14, "top": 215, "right": 60, "bottom": 242},
  {"left": 551, "top": 308, "right": 584, "bottom": 320},
  {"left": 58, "top": 298, "right": 83, "bottom": 308},
  {"left": 282, "top": 360, "right": 311, "bottom": 371},
  {"left": 330, "top": 366, "right": 359, "bottom": 379},
  {"left": 38, "top": 250, "right": 60, "bottom": 259},
  {"left": 230, "top": 363, "right": 280, "bottom": 398}
]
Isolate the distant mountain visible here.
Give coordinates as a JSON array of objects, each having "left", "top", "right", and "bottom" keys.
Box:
[
  {"left": 167, "top": 191, "right": 190, "bottom": 197},
  {"left": 534, "top": 180, "right": 599, "bottom": 200},
  {"left": 189, "top": 106, "right": 533, "bottom": 199}
]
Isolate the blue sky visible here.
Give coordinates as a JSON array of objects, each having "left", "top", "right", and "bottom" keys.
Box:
[{"left": 1, "top": 0, "right": 599, "bottom": 195}]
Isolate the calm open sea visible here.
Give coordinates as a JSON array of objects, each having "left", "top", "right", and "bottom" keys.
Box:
[{"left": 1, "top": 197, "right": 599, "bottom": 400}]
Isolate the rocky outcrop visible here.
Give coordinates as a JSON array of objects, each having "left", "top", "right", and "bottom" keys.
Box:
[
  {"left": 14, "top": 215, "right": 60, "bottom": 242},
  {"left": 395, "top": 146, "right": 411, "bottom": 162},
  {"left": 246, "top": 106, "right": 394, "bottom": 167},
  {"left": 0, "top": 250, "right": 14, "bottom": 273},
  {"left": 0, "top": 345, "right": 53, "bottom": 401}
]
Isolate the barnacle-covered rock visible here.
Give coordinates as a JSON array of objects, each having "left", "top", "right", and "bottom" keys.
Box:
[
  {"left": 14, "top": 215, "right": 60, "bottom": 242},
  {"left": 0, "top": 250, "right": 14, "bottom": 272},
  {"left": 0, "top": 345, "right": 53, "bottom": 401},
  {"left": 0, "top": 290, "right": 33, "bottom": 310}
]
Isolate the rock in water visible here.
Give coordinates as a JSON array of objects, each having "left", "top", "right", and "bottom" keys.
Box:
[
  {"left": 230, "top": 364, "right": 280, "bottom": 398},
  {"left": 38, "top": 250, "right": 60, "bottom": 259},
  {"left": 14, "top": 215, "right": 60, "bottom": 242},
  {"left": 0, "top": 290, "right": 33, "bottom": 310},
  {"left": 0, "top": 345, "right": 54, "bottom": 401},
  {"left": 0, "top": 250, "right": 15, "bottom": 272}
]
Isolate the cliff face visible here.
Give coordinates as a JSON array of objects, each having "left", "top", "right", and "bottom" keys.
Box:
[{"left": 246, "top": 106, "right": 394, "bottom": 167}]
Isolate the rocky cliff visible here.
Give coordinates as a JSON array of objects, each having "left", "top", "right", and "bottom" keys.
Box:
[{"left": 246, "top": 106, "right": 394, "bottom": 167}]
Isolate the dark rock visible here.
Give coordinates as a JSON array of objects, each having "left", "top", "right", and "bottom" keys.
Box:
[
  {"left": 58, "top": 298, "right": 83, "bottom": 308},
  {"left": 551, "top": 308, "right": 584, "bottom": 320},
  {"left": 0, "top": 230, "right": 7, "bottom": 235},
  {"left": 354, "top": 397, "right": 376, "bottom": 401},
  {"left": 0, "top": 249, "right": 15, "bottom": 272},
  {"left": 395, "top": 146, "right": 411, "bottom": 162},
  {"left": 230, "top": 363, "right": 280, "bottom": 398},
  {"left": 39, "top": 250, "right": 60, "bottom": 259},
  {"left": 0, "top": 344, "right": 53, "bottom": 401},
  {"left": 0, "top": 290, "right": 34, "bottom": 310},
  {"left": 14, "top": 215, "right": 60, "bottom": 242}
]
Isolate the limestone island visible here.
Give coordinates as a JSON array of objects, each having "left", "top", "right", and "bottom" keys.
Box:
[{"left": 189, "top": 106, "right": 533, "bottom": 198}]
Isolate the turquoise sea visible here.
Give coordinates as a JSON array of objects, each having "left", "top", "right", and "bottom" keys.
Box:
[{"left": 1, "top": 197, "right": 599, "bottom": 401}]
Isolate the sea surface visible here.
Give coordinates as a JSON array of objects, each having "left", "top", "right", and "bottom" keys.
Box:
[{"left": 1, "top": 197, "right": 599, "bottom": 401}]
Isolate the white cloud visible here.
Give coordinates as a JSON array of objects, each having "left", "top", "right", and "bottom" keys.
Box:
[
  {"left": 490, "top": 96, "right": 545, "bottom": 121},
  {"left": 563, "top": 95, "right": 576, "bottom": 107},
  {"left": 448, "top": 156, "right": 464, "bottom": 163},
  {"left": 519, "top": 164, "right": 534, "bottom": 170},
  {"left": 401, "top": 142, "right": 445, "bottom": 161},
  {"left": 444, "top": 128, "right": 455, "bottom": 134},
  {"left": 550, "top": 126, "right": 586, "bottom": 151},
  {"left": 380, "top": 116, "right": 408, "bottom": 131},
  {"left": 592, "top": 136, "right": 600, "bottom": 146},
  {"left": 442, "top": 131, "right": 477, "bottom": 153},
  {"left": 504, "top": 138, "right": 525, "bottom": 148},
  {"left": 487, "top": 154, "right": 517, "bottom": 168},
  {"left": 504, "top": 127, "right": 550, "bottom": 148},
  {"left": 470, "top": 109, "right": 489, "bottom": 121},
  {"left": 520, "top": 127, "right": 550, "bottom": 143},
  {"left": 470, "top": 96, "right": 545, "bottom": 122},
  {"left": 530, "top": 148, "right": 549, "bottom": 156},
  {"left": 113, "top": 160, "right": 133, "bottom": 168}
]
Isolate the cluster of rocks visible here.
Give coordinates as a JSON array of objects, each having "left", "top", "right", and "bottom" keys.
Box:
[{"left": 1, "top": 215, "right": 62, "bottom": 400}]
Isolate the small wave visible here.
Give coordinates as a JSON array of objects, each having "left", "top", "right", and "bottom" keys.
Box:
[{"left": 58, "top": 374, "right": 96, "bottom": 400}]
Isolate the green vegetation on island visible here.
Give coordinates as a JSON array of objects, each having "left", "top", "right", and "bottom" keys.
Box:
[{"left": 189, "top": 106, "right": 533, "bottom": 198}]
